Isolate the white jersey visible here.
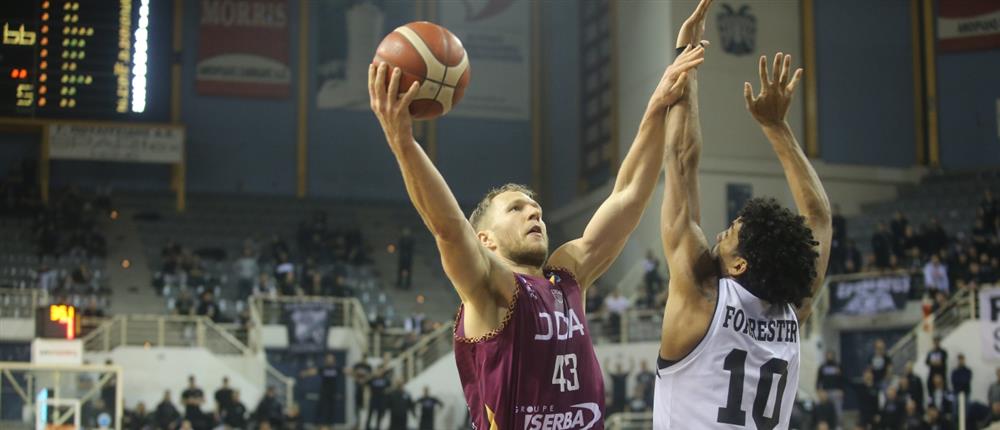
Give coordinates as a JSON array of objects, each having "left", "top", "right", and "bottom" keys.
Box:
[{"left": 653, "top": 278, "right": 800, "bottom": 430}]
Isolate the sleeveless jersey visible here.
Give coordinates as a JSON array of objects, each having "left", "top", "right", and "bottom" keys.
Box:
[
  {"left": 454, "top": 268, "right": 605, "bottom": 430},
  {"left": 654, "top": 278, "right": 800, "bottom": 430}
]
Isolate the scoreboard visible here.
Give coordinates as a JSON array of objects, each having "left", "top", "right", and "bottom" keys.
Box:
[{"left": 0, "top": 0, "right": 149, "bottom": 119}]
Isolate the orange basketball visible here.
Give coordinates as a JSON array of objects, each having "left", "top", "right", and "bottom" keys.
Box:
[{"left": 372, "top": 21, "right": 471, "bottom": 120}]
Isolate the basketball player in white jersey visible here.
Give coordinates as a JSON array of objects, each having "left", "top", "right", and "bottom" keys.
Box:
[{"left": 653, "top": 1, "right": 832, "bottom": 428}]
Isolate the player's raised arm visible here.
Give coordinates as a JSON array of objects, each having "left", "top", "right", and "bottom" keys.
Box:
[
  {"left": 547, "top": 44, "right": 705, "bottom": 290},
  {"left": 368, "top": 63, "right": 506, "bottom": 309},
  {"left": 658, "top": 0, "right": 719, "bottom": 362},
  {"left": 744, "top": 53, "right": 832, "bottom": 320}
]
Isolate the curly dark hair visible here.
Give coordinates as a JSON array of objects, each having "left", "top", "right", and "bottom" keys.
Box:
[{"left": 734, "top": 197, "right": 819, "bottom": 308}]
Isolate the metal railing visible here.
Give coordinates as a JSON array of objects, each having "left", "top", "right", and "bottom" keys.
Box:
[
  {"left": 384, "top": 322, "right": 454, "bottom": 384},
  {"left": 587, "top": 309, "right": 663, "bottom": 344},
  {"left": 887, "top": 286, "right": 978, "bottom": 376},
  {"left": 265, "top": 362, "right": 296, "bottom": 409},
  {"left": 0, "top": 288, "right": 42, "bottom": 318},
  {"left": 249, "top": 295, "right": 371, "bottom": 351},
  {"left": 80, "top": 314, "right": 252, "bottom": 356},
  {"left": 605, "top": 411, "right": 654, "bottom": 429}
]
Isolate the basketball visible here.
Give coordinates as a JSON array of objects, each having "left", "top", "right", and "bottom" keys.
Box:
[{"left": 372, "top": 21, "right": 471, "bottom": 120}]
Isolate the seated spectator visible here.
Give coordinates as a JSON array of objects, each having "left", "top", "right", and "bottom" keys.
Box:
[
  {"left": 923, "top": 255, "right": 950, "bottom": 295},
  {"left": 869, "top": 339, "right": 892, "bottom": 388},
  {"left": 891, "top": 210, "right": 909, "bottom": 257},
  {"left": 844, "top": 239, "right": 862, "bottom": 274},
  {"left": 924, "top": 404, "right": 952, "bottom": 430},
  {"left": 880, "top": 386, "right": 905, "bottom": 429},
  {"left": 254, "top": 273, "right": 277, "bottom": 297},
  {"left": 81, "top": 297, "right": 105, "bottom": 318},
  {"left": 813, "top": 389, "right": 838, "bottom": 430},
  {"left": 174, "top": 290, "right": 195, "bottom": 316},
  {"left": 901, "top": 399, "right": 923, "bottom": 430},
  {"left": 155, "top": 390, "right": 181, "bottom": 430},
  {"left": 124, "top": 401, "right": 150, "bottom": 430},
  {"left": 222, "top": 389, "right": 247, "bottom": 429},
  {"left": 233, "top": 247, "right": 259, "bottom": 300},
  {"left": 254, "top": 386, "right": 284, "bottom": 428},
  {"left": 990, "top": 367, "right": 1000, "bottom": 406},
  {"left": 872, "top": 222, "right": 892, "bottom": 269},
  {"left": 928, "top": 374, "right": 955, "bottom": 421},
  {"left": 196, "top": 291, "right": 221, "bottom": 323}
]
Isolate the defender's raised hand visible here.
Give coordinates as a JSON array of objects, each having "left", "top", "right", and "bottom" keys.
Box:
[
  {"left": 677, "top": 0, "right": 713, "bottom": 48},
  {"left": 744, "top": 53, "right": 803, "bottom": 127},
  {"left": 368, "top": 63, "right": 420, "bottom": 145},
  {"left": 651, "top": 44, "right": 706, "bottom": 109}
]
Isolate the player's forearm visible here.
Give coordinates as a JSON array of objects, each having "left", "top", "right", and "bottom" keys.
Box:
[
  {"left": 611, "top": 106, "right": 668, "bottom": 206},
  {"left": 761, "top": 122, "right": 831, "bottom": 224},
  {"left": 389, "top": 135, "right": 469, "bottom": 242},
  {"left": 660, "top": 101, "right": 697, "bottom": 244}
]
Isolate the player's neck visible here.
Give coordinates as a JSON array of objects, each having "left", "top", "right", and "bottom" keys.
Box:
[{"left": 502, "top": 258, "right": 544, "bottom": 278}]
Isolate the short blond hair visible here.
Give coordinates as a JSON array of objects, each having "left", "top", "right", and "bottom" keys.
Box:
[{"left": 469, "top": 183, "right": 536, "bottom": 230}]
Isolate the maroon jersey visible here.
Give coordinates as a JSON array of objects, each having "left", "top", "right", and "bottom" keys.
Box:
[{"left": 454, "top": 267, "right": 605, "bottom": 430}]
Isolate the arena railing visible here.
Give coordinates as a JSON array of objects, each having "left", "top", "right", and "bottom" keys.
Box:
[
  {"left": 0, "top": 287, "right": 42, "bottom": 319},
  {"left": 605, "top": 411, "right": 654, "bottom": 429},
  {"left": 886, "top": 285, "right": 978, "bottom": 377},
  {"left": 383, "top": 322, "right": 454, "bottom": 384},
  {"left": 586, "top": 308, "right": 663, "bottom": 344},
  {"left": 80, "top": 314, "right": 253, "bottom": 356}
]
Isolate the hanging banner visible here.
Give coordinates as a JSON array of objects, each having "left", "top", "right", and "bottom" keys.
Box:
[
  {"left": 283, "top": 302, "right": 332, "bottom": 353},
  {"left": 979, "top": 287, "right": 1000, "bottom": 361},
  {"left": 938, "top": 0, "right": 1000, "bottom": 52},
  {"left": 48, "top": 123, "right": 184, "bottom": 164},
  {"left": 829, "top": 275, "right": 911, "bottom": 315},
  {"left": 316, "top": 0, "right": 386, "bottom": 109},
  {"left": 437, "top": 0, "right": 531, "bottom": 120},
  {"left": 196, "top": 0, "right": 291, "bottom": 98}
]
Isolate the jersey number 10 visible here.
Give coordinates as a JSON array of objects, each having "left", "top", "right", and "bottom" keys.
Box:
[{"left": 716, "top": 348, "right": 789, "bottom": 430}]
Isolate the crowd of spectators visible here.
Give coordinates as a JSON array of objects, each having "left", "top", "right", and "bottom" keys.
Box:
[
  {"left": 826, "top": 191, "right": 1000, "bottom": 298},
  {"left": 812, "top": 336, "right": 999, "bottom": 429}
]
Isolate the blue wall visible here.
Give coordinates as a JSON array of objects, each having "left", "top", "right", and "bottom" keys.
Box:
[
  {"left": 541, "top": 1, "right": 582, "bottom": 210},
  {"left": 937, "top": 48, "right": 1000, "bottom": 169},
  {"left": 814, "top": 0, "right": 916, "bottom": 167}
]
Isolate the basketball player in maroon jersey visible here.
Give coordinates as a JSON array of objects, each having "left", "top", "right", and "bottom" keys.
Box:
[{"left": 368, "top": 40, "right": 705, "bottom": 430}]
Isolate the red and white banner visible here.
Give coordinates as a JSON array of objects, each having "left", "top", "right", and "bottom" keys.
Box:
[
  {"left": 938, "top": 0, "right": 1000, "bottom": 52},
  {"left": 196, "top": 0, "right": 291, "bottom": 98}
]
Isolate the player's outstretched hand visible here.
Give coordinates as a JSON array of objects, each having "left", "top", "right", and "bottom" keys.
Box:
[
  {"left": 744, "top": 53, "right": 803, "bottom": 127},
  {"left": 677, "top": 0, "right": 713, "bottom": 49},
  {"left": 652, "top": 44, "right": 705, "bottom": 108},
  {"left": 369, "top": 63, "right": 420, "bottom": 146}
]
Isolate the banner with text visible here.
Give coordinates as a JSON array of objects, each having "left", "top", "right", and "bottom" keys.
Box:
[
  {"left": 979, "top": 287, "right": 1000, "bottom": 361},
  {"left": 197, "top": 0, "right": 291, "bottom": 98},
  {"left": 437, "top": 0, "right": 531, "bottom": 120},
  {"left": 938, "top": 0, "right": 1000, "bottom": 52},
  {"left": 829, "top": 275, "right": 911, "bottom": 315},
  {"left": 282, "top": 302, "right": 332, "bottom": 353},
  {"left": 48, "top": 123, "right": 184, "bottom": 164}
]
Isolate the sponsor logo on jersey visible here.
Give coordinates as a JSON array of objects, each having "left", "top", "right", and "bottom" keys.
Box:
[
  {"left": 521, "top": 402, "right": 601, "bottom": 430},
  {"left": 534, "top": 309, "right": 586, "bottom": 341}
]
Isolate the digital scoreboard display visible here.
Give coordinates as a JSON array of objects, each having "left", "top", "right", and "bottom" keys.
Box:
[
  {"left": 0, "top": 0, "right": 147, "bottom": 119},
  {"left": 35, "top": 304, "right": 79, "bottom": 339}
]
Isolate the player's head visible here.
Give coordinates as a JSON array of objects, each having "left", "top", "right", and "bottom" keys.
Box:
[
  {"left": 712, "top": 198, "right": 818, "bottom": 309},
  {"left": 469, "top": 184, "right": 548, "bottom": 268}
]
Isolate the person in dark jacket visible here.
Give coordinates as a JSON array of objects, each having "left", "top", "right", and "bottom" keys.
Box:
[
  {"left": 385, "top": 380, "right": 414, "bottom": 430},
  {"left": 155, "top": 390, "right": 181, "bottom": 430},
  {"left": 416, "top": 386, "right": 443, "bottom": 430},
  {"left": 812, "top": 389, "right": 837, "bottom": 430},
  {"left": 951, "top": 353, "right": 972, "bottom": 398},
  {"left": 254, "top": 386, "right": 284, "bottom": 428}
]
